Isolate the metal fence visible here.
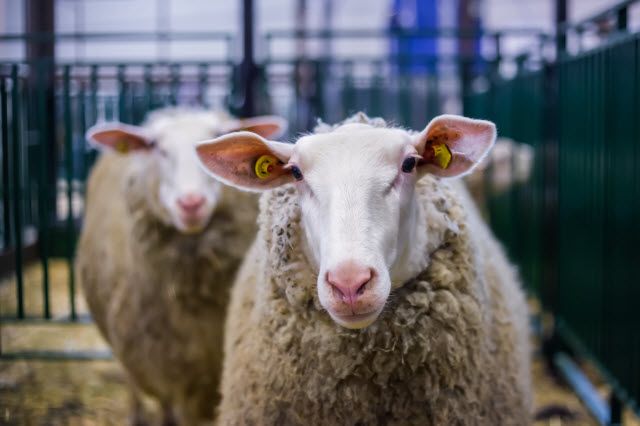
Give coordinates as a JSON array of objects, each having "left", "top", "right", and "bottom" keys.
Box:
[
  {"left": 464, "top": 1, "right": 640, "bottom": 422},
  {"left": 0, "top": 42, "right": 236, "bottom": 324}
]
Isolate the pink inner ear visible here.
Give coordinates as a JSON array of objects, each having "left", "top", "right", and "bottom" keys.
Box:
[
  {"left": 88, "top": 127, "right": 151, "bottom": 152},
  {"left": 196, "top": 134, "right": 293, "bottom": 190},
  {"left": 420, "top": 116, "right": 496, "bottom": 177}
]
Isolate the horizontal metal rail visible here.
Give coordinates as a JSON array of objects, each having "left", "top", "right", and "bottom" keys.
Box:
[
  {"left": 0, "top": 31, "right": 234, "bottom": 42},
  {"left": 0, "top": 350, "right": 112, "bottom": 361},
  {"left": 264, "top": 28, "right": 551, "bottom": 39}
]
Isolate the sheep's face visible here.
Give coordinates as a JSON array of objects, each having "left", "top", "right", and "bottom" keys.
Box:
[
  {"left": 150, "top": 120, "right": 226, "bottom": 234},
  {"left": 86, "top": 112, "right": 287, "bottom": 234},
  {"left": 196, "top": 114, "right": 496, "bottom": 329}
]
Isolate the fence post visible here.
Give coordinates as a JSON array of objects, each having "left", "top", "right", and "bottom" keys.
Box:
[
  {"left": 240, "top": 0, "right": 256, "bottom": 117},
  {"left": 555, "top": 0, "right": 567, "bottom": 54},
  {"left": 25, "top": 0, "right": 57, "bottom": 221}
]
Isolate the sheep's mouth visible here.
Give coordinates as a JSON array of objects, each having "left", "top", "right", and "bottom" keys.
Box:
[{"left": 328, "top": 309, "right": 382, "bottom": 329}]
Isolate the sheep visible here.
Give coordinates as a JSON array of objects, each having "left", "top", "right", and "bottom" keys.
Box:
[
  {"left": 464, "top": 137, "right": 535, "bottom": 212},
  {"left": 76, "top": 108, "right": 287, "bottom": 425},
  {"left": 195, "top": 112, "right": 532, "bottom": 425}
]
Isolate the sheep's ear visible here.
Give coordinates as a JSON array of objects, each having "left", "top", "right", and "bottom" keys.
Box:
[
  {"left": 226, "top": 115, "right": 288, "bottom": 139},
  {"left": 195, "top": 131, "right": 295, "bottom": 192},
  {"left": 414, "top": 115, "right": 496, "bottom": 178},
  {"left": 86, "top": 123, "right": 153, "bottom": 154}
]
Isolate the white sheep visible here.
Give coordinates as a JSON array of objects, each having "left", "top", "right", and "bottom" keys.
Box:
[
  {"left": 76, "top": 108, "right": 286, "bottom": 425},
  {"left": 464, "top": 137, "right": 535, "bottom": 210},
  {"left": 195, "top": 112, "right": 532, "bottom": 425}
]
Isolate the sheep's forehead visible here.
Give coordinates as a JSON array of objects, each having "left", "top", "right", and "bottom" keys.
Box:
[
  {"left": 296, "top": 127, "right": 412, "bottom": 176},
  {"left": 152, "top": 116, "right": 225, "bottom": 151}
]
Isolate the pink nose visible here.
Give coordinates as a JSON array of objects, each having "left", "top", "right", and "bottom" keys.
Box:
[
  {"left": 177, "top": 193, "right": 205, "bottom": 213},
  {"left": 326, "top": 261, "right": 374, "bottom": 309}
]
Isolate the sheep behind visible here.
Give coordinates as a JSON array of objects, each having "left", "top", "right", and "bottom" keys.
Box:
[{"left": 77, "top": 108, "right": 285, "bottom": 424}]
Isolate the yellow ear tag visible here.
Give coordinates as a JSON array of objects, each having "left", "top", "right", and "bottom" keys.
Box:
[
  {"left": 255, "top": 155, "right": 277, "bottom": 179},
  {"left": 115, "top": 139, "right": 130, "bottom": 154},
  {"left": 432, "top": 143, "right": 452, "bottom": 169}
]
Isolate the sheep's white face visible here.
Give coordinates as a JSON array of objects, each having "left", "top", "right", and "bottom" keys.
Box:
[
  {"left": 292, "top": 127, "right": 419, "bottom": 328},
  {"left": 151, "top": 121, "right": 225, "bottom": 233},
  {"left": 86, "top": 112, "right": 287, "bottom": 234},
  {"left": 196, "top": 115, "right": 496, "bottom": 329}
]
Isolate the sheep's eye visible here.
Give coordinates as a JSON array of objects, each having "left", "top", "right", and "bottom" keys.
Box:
[
  {"left": 290, "top": 165, "right": 303, "bottom": 181},
  {"left": 401, "top": 157, "right": 417, "bottom": 173}
]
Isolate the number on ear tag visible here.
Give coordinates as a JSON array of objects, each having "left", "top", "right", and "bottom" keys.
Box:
[
  {"left": 115, "top": 139, "right": 130, "bottom": 154},
  {"left": 432, "top": 143, "right": 452, "bottom": 169},
  {"left": 255, "top": 155, "right": 277, "bottom": 179}
]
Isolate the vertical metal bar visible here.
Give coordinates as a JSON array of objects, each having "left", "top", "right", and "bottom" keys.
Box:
[
  {"left": 609, "top": 391, "right": 622, "bottom": 426},
  {"left": 63, "top": 65, "right": 76, "bottom": 320},
  {"left": 369, "top": 61, "right": 383, "bottom": 118},
  {"left": 26, "top": 0, "right": 57, "bottom": 219},
  {"left": 240, "top": 0, "right": 256, "bottom": 117},
  {"left": 117, "top": 64, "right": 127, "bottom": 122},
  {"left": 1, "top": 77, "right": 11, "bottom": 249},
  {"left": 170, "top": 64, "right": 180, "bottom": 106},
  {"left": 36, "top": 62, "right": 50, "bottom": 319},
  {"left": 87, "top": 65, "right": 99, "bottom": 173},
  {"left": 144, "top": 64, "right": 153, "bottom": 113},
  {"left": 198, "top": 63, "right": 209, "bottom": 108},
  {"left": 89, "top": 65, "right": 98, "bottom": 124},
  {"left": 11, "top": 65, "right": 24, "bottom": 319},
  {"left": 77, "top": 81, "right": 87, "bottom": 181},
  {"left": 555, "top": 0, "right": 568, "bottom": 55},
  {"left": 616, "top": 6, "right": 628, "bottom": 32}
]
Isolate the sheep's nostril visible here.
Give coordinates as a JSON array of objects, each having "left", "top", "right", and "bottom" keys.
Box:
[
  {"left": 177, "top": 193, "right": 205, "bottom": 212},
  {"left": 326, "top": 262, "right": 375, "bottom": 306},
  {"left": 330, "top": 283, "right": 345, "bottom": 299},
  {"left": 356, "top": 281, "right": 368, "bottom": 296}
]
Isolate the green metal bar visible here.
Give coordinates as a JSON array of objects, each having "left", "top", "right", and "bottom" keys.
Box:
[
  {"left": 117, "top": 64, "right": 127, "bottom": 122},
  {"left": 617, "top": 6, "right": 628, "bottom": 31},
  {"left": 0, "top": 313, "right": 93, "bottom": 324},
  {"left": 0, "top": 76, "right": 10, "bottom": 249},
  {"left": 170, "top": 63, "right": 180, "bottom": 106},
  {"left": 0, "top": 350, "right": 112, "bottom": 361},
  {"left": 198, "top": 63, "right": 209, "bottom": 107},
  {"left": 264, "top": 28, "right": 548, "bottom": 39},
  {"left": 62, "top": 65, "right": 76, "bottom": 320},
  {"left": 368, "top": 61, "right": 383, "bottom": 118},
  {"left": 341, "top": 62, "right": 355, "bottom": 118},
  {"left": 77, "top": 81, "right": 87, "bottom": 181},
  {"left": 89, "top": 65, "right": 98, "bottom": 124},
  {"left": 0, "top": 31, "right": 233, "bottom": 42},
  {"left": 10, "top": 65, "right": 24, "bottom": 319},
  {"left": 144, "top": 64, "right": 153, "bottom": 112},
  {"left": 35, "top": 61, "right": 50, "bottom": 319}
]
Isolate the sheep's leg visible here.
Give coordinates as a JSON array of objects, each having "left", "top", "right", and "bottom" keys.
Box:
[
  {"left": 128, "top": 386, "right": 148, "bottom": 426},
  {"left": 174, "top": 395, "right": 214, "bottom": 426},
  {"left": 161, "top": 403, "right": 178, "bottom": 426}
]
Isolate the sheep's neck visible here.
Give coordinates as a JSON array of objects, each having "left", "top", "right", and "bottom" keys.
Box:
[{"left": 389, "top": 195, "right": 429, "bottom": 287}]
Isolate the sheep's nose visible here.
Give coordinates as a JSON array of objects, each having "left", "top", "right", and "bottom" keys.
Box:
[
  {"left": 177, "top": 193, "right": 205, "bottom": 213},
  {"left": 326, "top": 261, "right": 374, "bottom": 308}
]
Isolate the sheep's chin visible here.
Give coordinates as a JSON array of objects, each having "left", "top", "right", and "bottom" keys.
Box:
[
  {"left": 327, "top": 308, "right": 383, "bottom": 329},
  {"left": 173, "top": 216, "right": 209, "bottom": 235}
]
